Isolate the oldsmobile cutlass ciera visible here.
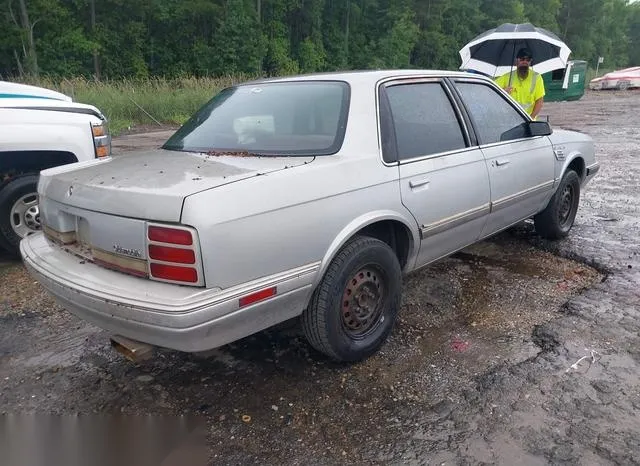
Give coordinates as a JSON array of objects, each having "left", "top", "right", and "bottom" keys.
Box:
[{"left": 21, "top": 70, "right": 599, "bottom": 362}]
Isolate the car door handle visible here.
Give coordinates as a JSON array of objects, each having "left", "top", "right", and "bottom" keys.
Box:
[
  {"left": 409, "top": 178, "right": 430, "bottom": 189},
  {"left": 495, "top": 159, "right": 510, "bottom": 166}
]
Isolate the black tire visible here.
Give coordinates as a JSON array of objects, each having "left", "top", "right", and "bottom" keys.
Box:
[
  {"left": 534, "top": 170, "right": 581, "bottom": 240},
  {"left": 0, "top": 174, "right": 41, "bottom": 257},
  {"left": 301, "top": 236, "right": 402, "bottom": 362}
]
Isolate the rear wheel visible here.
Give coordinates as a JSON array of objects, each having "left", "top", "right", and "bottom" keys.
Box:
[
  {"left": 534, "top": 170, "right": 580, "bottom": 239},
  {"left": 0, "top": 175, "right": 41, "bottom": 257},
  {"left": 301, "top": 236, "right": 402, "bottom": 362}
]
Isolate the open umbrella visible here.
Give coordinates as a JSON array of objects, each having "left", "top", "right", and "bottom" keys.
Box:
[{"left": 459, "top": 23, "right": 571, "bottom": 78}]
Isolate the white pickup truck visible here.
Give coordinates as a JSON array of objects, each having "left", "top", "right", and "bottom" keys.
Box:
[{"left": 0, "top": 81, "right": 110, "bottom": 256}]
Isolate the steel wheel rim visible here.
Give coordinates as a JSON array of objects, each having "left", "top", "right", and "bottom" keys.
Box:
[
  {"left": 341, "top": 266, "right": 386, "bottom": 339},
  {"left": 558, "top": 184, "right": 575, "bottom": 227},
  {"left": 10, "top": 193, "right": 41, "bottom": 238}
]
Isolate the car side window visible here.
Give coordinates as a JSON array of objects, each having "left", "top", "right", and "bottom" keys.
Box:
[
  {"left": 384, "top": 82, "right": 466, "bottom": 161},
  {"left": 455, "top": 82, "right": 527, "bottom": 145}
]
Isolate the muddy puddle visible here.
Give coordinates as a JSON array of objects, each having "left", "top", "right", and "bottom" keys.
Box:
[{"left": 0, "top": 229, "right": 602, "bottom": 464}]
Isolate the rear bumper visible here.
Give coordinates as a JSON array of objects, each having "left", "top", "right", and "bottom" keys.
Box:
[{"left": 21, "top": 234, "right": 317, "bottom": 352}]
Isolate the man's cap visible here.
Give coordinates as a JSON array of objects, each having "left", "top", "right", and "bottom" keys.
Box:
[{"left": 516, "top": 47, "right": 533, "bottom": 59}]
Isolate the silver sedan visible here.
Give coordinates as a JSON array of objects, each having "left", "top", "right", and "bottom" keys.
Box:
[{"left": 21, "top": 70, "right": 599, "bottom": 362}]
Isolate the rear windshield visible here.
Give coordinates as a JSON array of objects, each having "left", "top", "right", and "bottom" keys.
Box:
[{"left": 163, "top": 81, "right": 350, "bottom": 156}]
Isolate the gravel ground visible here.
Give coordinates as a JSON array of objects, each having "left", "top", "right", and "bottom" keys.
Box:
[{"left": 1, "top": 90, "right": 639, "bottom": 465}]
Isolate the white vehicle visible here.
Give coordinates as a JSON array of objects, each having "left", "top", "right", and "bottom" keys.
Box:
[
  {"left": 0, "top": 81, "right": 110, "bottom": 255},
  {"left": 589, "top": 66, "right": 640, "bottom": 90}
]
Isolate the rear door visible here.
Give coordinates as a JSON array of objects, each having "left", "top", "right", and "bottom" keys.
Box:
[
  {"left": 380, "top": 78, "right": 491, "bottom": 268},
  {"left": 451, "top": 78, "right": 555, "bottom": 237}
]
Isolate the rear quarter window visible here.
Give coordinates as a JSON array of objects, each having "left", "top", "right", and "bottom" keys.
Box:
[{"left": 383, "top": 82, "right": 467, "bottom": 160}]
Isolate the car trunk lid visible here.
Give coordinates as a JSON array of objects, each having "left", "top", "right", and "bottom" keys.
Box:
[{"left": 39, "top": 148, "right": 314, "bottom": 222}]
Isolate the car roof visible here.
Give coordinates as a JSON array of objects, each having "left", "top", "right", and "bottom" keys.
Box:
[{"left": 240, "top": 69, "right": 485, "bottom": 87}]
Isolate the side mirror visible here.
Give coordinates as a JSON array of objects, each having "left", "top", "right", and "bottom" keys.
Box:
[
  {"left": 500, "top": 120, "right": 553, "bottom": 142},
  {"left": 528, "top": 120, "right": 552, "bottom": 137}
]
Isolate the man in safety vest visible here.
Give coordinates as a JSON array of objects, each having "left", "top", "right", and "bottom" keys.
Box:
[{"left": 495, "top": 47, "right": 545, "bottom": 120}]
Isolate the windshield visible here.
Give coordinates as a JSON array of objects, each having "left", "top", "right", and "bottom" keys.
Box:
[{"left": 163, "top": 81, "right": 350, "bottom": 156}]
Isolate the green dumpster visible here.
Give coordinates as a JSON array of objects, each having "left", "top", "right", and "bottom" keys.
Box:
[{"left": 541, "top": 60, "right": 587, "bottom": 102}]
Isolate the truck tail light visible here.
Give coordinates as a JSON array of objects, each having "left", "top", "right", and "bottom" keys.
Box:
[
  {"left": 92, "top": 122, "right": 111, "bottom": 158},
  {"left": 92, "top": 125, "right": 106, "bottom": 137},
  {"left": 146, "top": 224, "right": 202, "bottom": 286},
  {"left": 95, "top": 145, "right": 110, "bottom": 157}
]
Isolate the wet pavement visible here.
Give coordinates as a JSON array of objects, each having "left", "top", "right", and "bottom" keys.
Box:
[{"left": 1, "top": 91, "right": 639, "bottom": 465}]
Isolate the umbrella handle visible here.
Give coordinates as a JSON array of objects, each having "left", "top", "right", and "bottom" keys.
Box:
[{"left": 508, "top": 41, "right": 516, "bottom": 88}]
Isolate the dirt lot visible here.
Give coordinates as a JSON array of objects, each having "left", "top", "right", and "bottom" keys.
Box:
[{"left": 1, "top": 90, "right": 639, "bottom": 465}]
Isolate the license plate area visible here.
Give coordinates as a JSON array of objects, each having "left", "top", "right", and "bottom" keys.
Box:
[{"left": 41, "top": 198, "right": 149, "bottom": 278}]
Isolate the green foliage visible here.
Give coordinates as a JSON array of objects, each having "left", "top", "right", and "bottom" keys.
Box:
[
  {"left": 264, "top": 37, "right": 299, "bottom": 75},
  {"left": 629, "top": 3, "right": 640, "bottom": 66},
  {"left": 523, "top": 0, "right": 562, "bottom": 32},
  {"left": 0, "top": 0, "right": 638, "bottom": 80},
  {"left": 211, "top": 0, "right": 266, "bottom": 75},
  {"left": 558, "top": 0, "right": 633, "bottom": 70},
  {"left": 479, "top": 0, "right": 526, "bottom": 28},
  {"left": 19, "top": 75, "right": 251, "bottom": 135},
  {"left": 375, "top": 7, "right": 420, "bottom": 69},
  {"left": 298, "top": 37, "right": 326, "bottom": 73}
]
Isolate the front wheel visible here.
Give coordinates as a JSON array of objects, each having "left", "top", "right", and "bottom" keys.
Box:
[
  {"left": 301, "top": 236, "right": 402, "bottom": 362},
  {"left": 534, "top": 170, "right": 581, "bottom": 240},
  {"left": 0, "top": 174, "right": 41, "bottom": 257}
]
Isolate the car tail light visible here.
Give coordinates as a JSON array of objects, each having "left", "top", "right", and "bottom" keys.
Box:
[
  {"left": 148, "top": 226, "right": 193, "bottom": 245},
  {"left": 147, "top": 224, "right": 202, "bottom": 286},
  {"left": 148, "top": 245, "right": 195, "bottom": 264},
  {"left": 149, "top": 263, "right": 198, "bottom": 283}
]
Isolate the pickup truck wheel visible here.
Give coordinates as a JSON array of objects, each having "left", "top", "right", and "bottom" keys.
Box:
[
  {"left": 302, "top": 236, "right": 402, "bottom": 362},
  {"left": 0, "top": 175, "right": 41, "bottom": 256},
  {"left": 534, "top": 170, "right": 580, "bottom": 240}
]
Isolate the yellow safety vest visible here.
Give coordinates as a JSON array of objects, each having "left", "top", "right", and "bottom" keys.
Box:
[{"left": 495, "top": 70, "right": 545, "bottom": 116}]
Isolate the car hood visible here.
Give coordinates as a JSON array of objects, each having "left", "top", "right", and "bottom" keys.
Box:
[
  {"left": 39, "top": 149, "right": 315, "bottom": 222},
  {"left": 547, "top": 128, "right": 592, "bottom": 145}
]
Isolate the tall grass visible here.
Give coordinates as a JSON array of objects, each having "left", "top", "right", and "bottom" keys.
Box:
[{"left": 16, "top": 75, "right": 255, "bottom": 135}]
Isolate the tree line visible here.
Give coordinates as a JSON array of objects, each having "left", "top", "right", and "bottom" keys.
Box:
[{"left": 1, "top": 0, "right": 639, "bottom": 80}]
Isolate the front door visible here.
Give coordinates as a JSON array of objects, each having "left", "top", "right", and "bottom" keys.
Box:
[
  {"left": 381, "top": 79, "right": 491, "bottom": 268},
  {"left": 453, "top": 79, "right": 555, "bottom": 237}
]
